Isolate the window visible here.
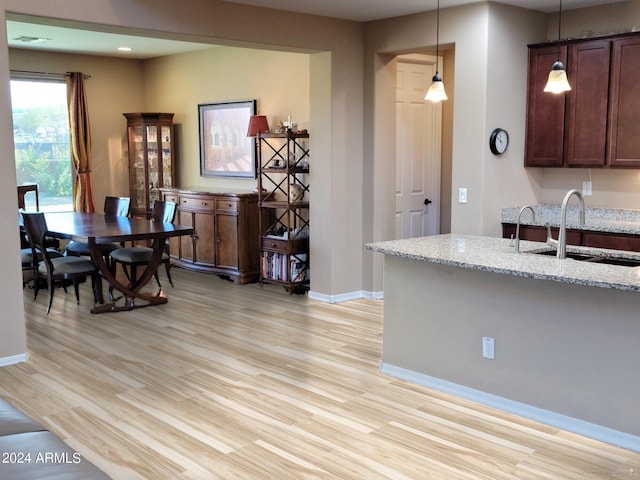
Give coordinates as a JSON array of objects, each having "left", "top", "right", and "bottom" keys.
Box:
[{"left": 11, "top": 79, "right": 73, "bottom": 212}]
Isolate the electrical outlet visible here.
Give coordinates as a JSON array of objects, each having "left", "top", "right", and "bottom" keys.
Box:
[
  {"left": 458, "top": 187, "right": 468, "bottom": 203},
  {"left": 482, "top": 337, "right": 495, "bottom": 360},
  {"left": 583, "top": 181, "right": 592, "bottom": 196}
]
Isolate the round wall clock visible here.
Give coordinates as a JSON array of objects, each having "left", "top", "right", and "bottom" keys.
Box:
[{"left": 489, "top": 128, "right": 509, "bottom": 155}]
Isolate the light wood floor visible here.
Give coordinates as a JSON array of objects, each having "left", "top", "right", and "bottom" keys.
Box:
[{"left": 1, "top": 268, "right": 639, "bottom": 479}]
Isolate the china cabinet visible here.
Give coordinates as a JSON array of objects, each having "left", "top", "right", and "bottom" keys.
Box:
[
  {"left": 124, "top": 113, "right": 175, "bottom": 217},
  {"left": 257, "top": 131, "right": 310, "bottom": 293}
]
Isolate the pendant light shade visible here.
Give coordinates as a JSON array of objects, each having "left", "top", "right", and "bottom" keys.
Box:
[
  {"left": 425, "top": 73, "right": 448, "bottom": 102},
  {"left": 544, "top": 0, "right": 571, "bottom": 94},
  {"left": 544, "top": 61, "right": 571, "bottom": 93},
  {"left": 425, "top": 0, "right": 447, "bottom": 103}
]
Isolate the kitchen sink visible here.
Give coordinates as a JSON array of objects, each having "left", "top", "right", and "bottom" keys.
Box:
[
  {"left": 531, "top": 249, "right": 640, "bottom": 267},
  {"left": 533, "top": 250, "right": 595, "bottom": 261}
]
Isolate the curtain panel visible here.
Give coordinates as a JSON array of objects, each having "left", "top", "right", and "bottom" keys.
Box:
[{"left": 67, "top": 72, "right": 95, "bottom": 213}]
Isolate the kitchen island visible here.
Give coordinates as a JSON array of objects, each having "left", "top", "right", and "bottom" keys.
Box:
[{"left": 365, "top": 234, "right": 640, "bottom": 452}]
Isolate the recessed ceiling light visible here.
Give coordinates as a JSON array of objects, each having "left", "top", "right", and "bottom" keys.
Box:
[
  {"left": 118, "top": 46, "right": 132, "bottom": 52},
  {"left": 13, "top": 35, "right": 51, "bottom": 44}
]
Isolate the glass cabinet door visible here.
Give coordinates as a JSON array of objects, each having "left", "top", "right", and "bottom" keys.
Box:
[
  {"left": 131, "top": 126, "right": 147, "bottom": 212},
  {"left": 161, "top": 126, "right": 172, "bottom": 188},
  {"left": 147, "top": 124, "right": 159, "bottom": 205}
]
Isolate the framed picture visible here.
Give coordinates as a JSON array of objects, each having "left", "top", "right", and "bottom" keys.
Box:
[{"left": 199, "top": 100, "right": 257, "bottom": 177}]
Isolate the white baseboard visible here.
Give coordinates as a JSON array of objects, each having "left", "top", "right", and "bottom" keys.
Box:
[
  {"left": 380, "top": 362, "right": 640, "bottom": 454},
  {"left": 308, "top": 290, "right": 383, "bottom": 303},
  {"left": 0, "top": 353, "right": 28, "bottom": 367}
]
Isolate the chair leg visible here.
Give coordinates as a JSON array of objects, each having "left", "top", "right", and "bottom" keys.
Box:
[
  {"left": 73, "top": 280, "right": 81, "bottom": 305},
  {"left": 46, "top": 279, "right": 55, "bottom": 315},
  {"left": 33, "top": 273, "right": 40, "bottom": 300}
]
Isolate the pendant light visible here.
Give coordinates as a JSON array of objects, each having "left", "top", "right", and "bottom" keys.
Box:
[
  {"left": 425, "top": 0, "right": 448, "bottom": 102},
  {"left": 544, "top": 0, "right": 571, "bottom": 93}
]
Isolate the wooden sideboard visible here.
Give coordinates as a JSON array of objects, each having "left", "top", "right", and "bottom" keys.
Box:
[{"left": 159, "top": 188, "right": 263, "bottom": 284}]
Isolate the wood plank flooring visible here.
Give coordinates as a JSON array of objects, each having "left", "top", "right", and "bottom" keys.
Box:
[{"left": 1, "top": 268, "right": 639, "bottom": 479}]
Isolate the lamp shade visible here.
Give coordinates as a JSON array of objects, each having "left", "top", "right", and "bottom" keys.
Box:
[
  {"left": 425, "top": 74, "right": 448, "bottom": 102},
  {"left": 247, "top": 115, "right": 270, "bottom": 137},
  {"left": 543, "top": 61, "right": 571, "bottom": 93}
]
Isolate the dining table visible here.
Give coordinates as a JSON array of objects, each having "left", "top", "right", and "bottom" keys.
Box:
[{"left": 41, "top": 212, "right": 194, "bottom": 314}]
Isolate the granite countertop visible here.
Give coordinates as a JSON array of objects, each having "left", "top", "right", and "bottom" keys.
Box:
[
  {"left": 364, "top": 234, "right": 640, "bottom": 293},
  {"left": 501, "top": 204, "right": 640, "bottom": 235}
]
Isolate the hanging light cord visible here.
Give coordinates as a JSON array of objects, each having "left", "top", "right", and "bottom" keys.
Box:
[
  {"left": 556, "top": 0, "right": 563, "bottom": 59},
  {"left": 435, "top": 0, "right": 440, "bottom": 74}
]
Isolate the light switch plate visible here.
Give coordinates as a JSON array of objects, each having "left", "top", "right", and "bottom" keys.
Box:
[
  {"left": 583, "top": 181, "right": 592, "bottom": 196},
  {"left": 458, "top": 187, "right": 468, "bottom": 203}
]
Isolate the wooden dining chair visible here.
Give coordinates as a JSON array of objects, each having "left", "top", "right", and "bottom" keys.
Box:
[
  {"left": 17, "top": 184, "right": 39, "bottom": 211},
  {"left": 21, "top": 211, "right": 102, "bottom": 314},
  {"left": 109, "top": 200, "right": 177, "bottom": 289},
  {"left": 65, "top": 196, "right": 131, "bottom": 259}
]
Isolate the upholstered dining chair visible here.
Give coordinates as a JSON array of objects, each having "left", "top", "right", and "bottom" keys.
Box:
[
  {"left": 109, "top": 200, "right": 177, "bottom": 289},
  {"left": 65, "top": 196, "right": 131, "bottom": 259},
  {"left": 21, "top": 211, "right": 102, "bottom": 314},
  {"left": 20, "top": 212, "right": 63, "bottom": 287}
]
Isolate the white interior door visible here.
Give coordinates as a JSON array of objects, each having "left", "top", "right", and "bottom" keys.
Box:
[{"left": 395, "top": 55, "right": 442, "bottom": 239}]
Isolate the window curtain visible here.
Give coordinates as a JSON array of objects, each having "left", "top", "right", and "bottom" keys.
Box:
[{"left": 67, "top": 72, "right": 95, "bottom": 213}]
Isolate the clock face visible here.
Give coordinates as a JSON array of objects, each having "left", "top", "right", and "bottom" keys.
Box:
[{"left": 490, "top": 128, "right": 509, "bottom": 155}]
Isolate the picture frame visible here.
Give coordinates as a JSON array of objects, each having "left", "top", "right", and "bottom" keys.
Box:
[{"left": 199, "top": 99, "right": 257, "bottom": 177}]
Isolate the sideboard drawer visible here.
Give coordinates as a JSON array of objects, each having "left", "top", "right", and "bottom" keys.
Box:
[
  {"left": 180, "top": 195, "right": 215, "bottom": 211},
  {"left": 215, "top": 198, "right": 238, "bottom": 212},
  {"left": 262, "top": 237, "right": 308, "bottom": 253},
  {"left": 163, "top": 193, "right": 179, "bottom": 204}
]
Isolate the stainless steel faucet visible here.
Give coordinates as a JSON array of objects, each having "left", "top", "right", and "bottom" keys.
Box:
[
  {"left": 557, "top": 189, "right": 585, "bottom": 259},
  {"left": 514, "top": 205, "right": 535, "bottom": 253}
]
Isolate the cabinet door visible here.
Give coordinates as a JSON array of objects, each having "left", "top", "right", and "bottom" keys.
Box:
[
  {"left": 129, "top": 125, "right": 148, "bottom": 213},
  {"left": 564, "top": 40, "right": 610, "bottom": 167},
  {"left": 178, "top": 210, "right": 194, "bottom": 262},
  {"left": 193, "top": 211, "right": 215, "bottom": 266},
  {"left": 525, "top": 45, "right": 567, "bottom": 167},
  {"left": 608, "top": 36, "right": 640, "bottom": 167},
  {"left": 215, "top": 213, "right": 239, "bottom": 269}
]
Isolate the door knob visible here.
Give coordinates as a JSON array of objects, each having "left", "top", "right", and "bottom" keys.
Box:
[{"left": 424, "top": 198, "right": 432, "bottom": 206}]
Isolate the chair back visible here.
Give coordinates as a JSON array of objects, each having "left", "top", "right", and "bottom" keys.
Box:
[
  {"left": 104, "top": 196, "right": 131, "bottom": 217},
  {"left": 20, "top": 211, "right": 54, "bottom": 272},
  {"left": 17, "top": 184, "right": 39, "bottom": 211},
  {"left": 151, "top": 200, "right": 177, "bottom": 224}
]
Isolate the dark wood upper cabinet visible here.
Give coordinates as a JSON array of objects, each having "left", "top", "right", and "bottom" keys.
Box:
[
  {"left": 608, "top": 36, "right": 640, "bottom": 167},
  {"left": 526, "top": 32, "right": 640, "bottom": 169},
  {"left": 525, "top": 45, "right": 566, "bottom": 167},
  {"left": 564, "top": 40, "right": 610, "bottom": 167}
]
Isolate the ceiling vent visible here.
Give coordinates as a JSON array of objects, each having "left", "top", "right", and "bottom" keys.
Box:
[{"left": 13, "top": 35, "right": 51, "bottom": 44}]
